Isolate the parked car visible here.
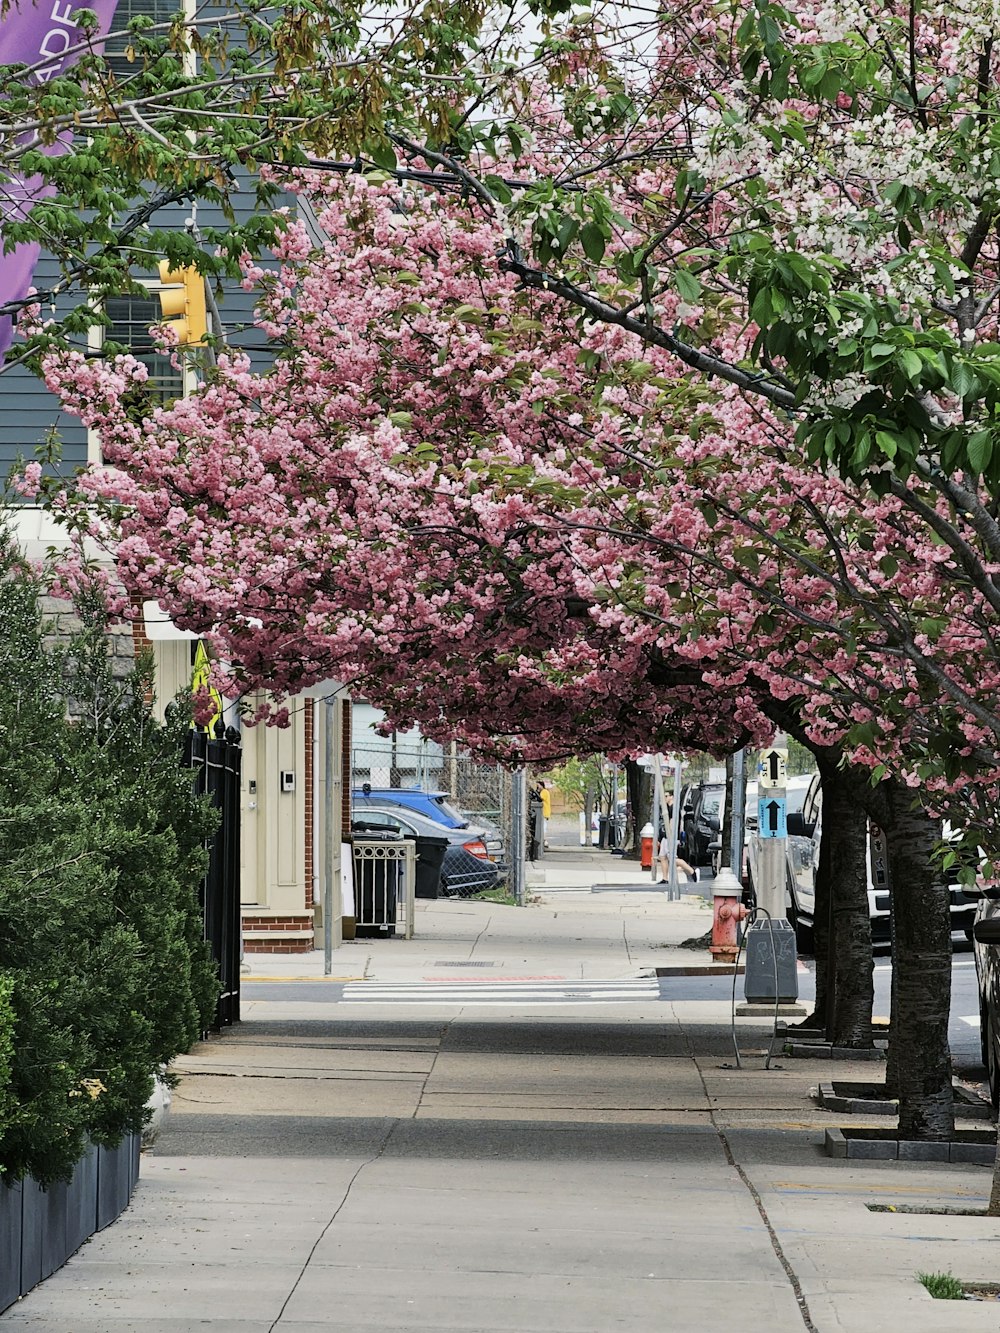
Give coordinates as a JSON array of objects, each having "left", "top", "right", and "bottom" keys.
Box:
[
  {"left": 350, "top": 803, "right": 501, "bottom": 898},
  {"left": 973, "top": 888, "right": 1000, "bottom": 1106},
  {"left": 745, "top": 772, "right": 976, "bottom": 949},
  {"left": 353, "top": 786, "right": 505, "bottom": 866},
  {"left": 681, "top": 782, "right": 724, "bottom": 866}
]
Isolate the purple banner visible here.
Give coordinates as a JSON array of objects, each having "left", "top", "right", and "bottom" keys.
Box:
[{"left": 0, "top": 0, "right": 121, "bottom": 363}]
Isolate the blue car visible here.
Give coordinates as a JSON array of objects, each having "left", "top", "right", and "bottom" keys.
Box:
[
  {"left": 353, "top": 787, "right": 505, "bottom": 866},
  {"left": 355, "top": 786, "right": 468, "bottom": 828}
]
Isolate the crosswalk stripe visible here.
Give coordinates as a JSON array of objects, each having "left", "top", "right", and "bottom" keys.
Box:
[
  {"left": 346, "top": 979, "right": 658, "bottom": 989},
  {"left": 339, "top": 978, "right": 663, "bottom": 1005},
  {"left": 959, "top": 1014, "right": 981, "bottom": 1028}
]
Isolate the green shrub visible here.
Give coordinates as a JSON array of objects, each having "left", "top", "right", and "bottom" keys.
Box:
[
  {"left": 0, "top": 537, "right": 219, "bottom": 1184},
  {"left": 0, "top": 975, "right": 15, "bottom": 1142}
]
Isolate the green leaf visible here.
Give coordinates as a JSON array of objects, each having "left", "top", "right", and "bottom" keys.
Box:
[
  {"left": 758, "top": 14, "right": 781, "bottom": 47},
  {"left": 580, "top": 222, "right": 606, "bottom": 263},
  {"left": 674, "top": 267, "right": 702, "bottom": 302},
  {"left": 750, "top": 287, "right": 773, "bottom": 326},
  {"left": 615, "top": 251, "right": 637, "bottom": 281},
  {"left": 897, "top": 349, "right": 922, "bottom": 382},
  {"left": 368, "top": 141, "right": 397, "bottom": 172},
  {"left": 872, "top": 431, "right": 896, "bottom": 460},
  {"left": 484, "top": 175, "right": 513, "bottom": 205},
  {"left": 952, "top": 361, "right": 980, "bottom": 400},
  {"left": 968, "top": 429, "right": 993, "bottom": 474},
  {"left": 555, "top": 214, "right": 579, "bottom": 254}
]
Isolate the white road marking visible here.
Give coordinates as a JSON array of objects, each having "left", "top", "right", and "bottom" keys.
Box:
[{"left": 340, "top": 978, "right": 664, "bottom": 1006}]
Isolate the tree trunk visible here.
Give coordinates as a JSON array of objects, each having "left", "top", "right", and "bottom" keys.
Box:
[
  {"left": 883, "top": 785, "right": 954, "bottom": 1140},
  {"left": 990, "top": 1143, "right": 1000, "bottom": 1216},
  {"left": 623, "top": 760, "right": 652, "bottom": 861},
  {"left": 884, "top": 874, "right": 900, "bottom": 1098},
  {"left": 805, "top": 805, "right": 831, "bottom": 1034},
  {"left": 799, "top": 764, "right": 873, "bottom": 1046},
  {"left": 823, "top": 766, "right": 874, "bottom": 1049}
]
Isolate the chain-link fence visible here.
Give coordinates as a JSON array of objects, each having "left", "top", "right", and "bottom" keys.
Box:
[{"left": 351, "top": 740, "right": 516, "bottom": 890}]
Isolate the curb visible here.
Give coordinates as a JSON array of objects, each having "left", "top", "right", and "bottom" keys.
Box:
[
  {"left": 654, "top": 965, "right": 745, "bottom": 977},
  {"left": 825, "top": 1127, "right": 996, "bottom": 1163},
  {"left": 817, "top": 1081, "right": 994, "bottom": 1119},
  {"left": 784, "top": 1042, "right": 886, "bottom": 1061}
]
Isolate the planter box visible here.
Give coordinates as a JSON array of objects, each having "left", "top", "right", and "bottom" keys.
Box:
[
  {"left": 783, "top": 1041, "right": 885, "bottom": 1060},
  {"left": 825, "top": 1126, "right": 996, "bottom": 1164},
  {"left": 817, "top": 1082, "right": 993, "bottom": 1119},
  {"left": 0, "top": 1180, "right": 23, "bottom": 1313},
  {"left": 0, "top": 1132, "right": 140, "bottom": 1316}
]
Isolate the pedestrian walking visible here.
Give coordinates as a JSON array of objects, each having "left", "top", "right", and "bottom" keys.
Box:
[
  {"left": 527, "top": 785, "right": 543, "bottom": 861},
  {"left": 659, "top": 791, "right": 696, "bottom": 882},
  {"left": 538, "top": 780, "right": 551, "bottom": 849}
]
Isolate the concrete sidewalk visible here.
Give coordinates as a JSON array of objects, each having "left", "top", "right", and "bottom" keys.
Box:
[
  {"left": 241, "top": 844, "right": 716, "bottom": 985},
  {"left": 3, "top": 852, "right": 998, "bottom": 1332}
]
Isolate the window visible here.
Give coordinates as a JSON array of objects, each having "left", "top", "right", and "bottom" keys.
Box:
[
  {"left": 353, "top": 811, "right": 405, "bottom": 832},
  {"left": 104, "top": 293, "right": 184, "bottom": 406},
  {"left": 103, "top": 0, "right": 175, "bottom": 82}
]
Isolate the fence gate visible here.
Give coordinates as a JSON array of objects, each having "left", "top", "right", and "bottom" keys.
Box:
[
  {"left": 184, "top": 726, "right": 242, "bottom": 1027},
  {"left": 351, "top": 739, "right": 515, "bottom": 890}
]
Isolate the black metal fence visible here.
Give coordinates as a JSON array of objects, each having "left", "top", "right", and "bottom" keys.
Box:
[{"left": 184, "top": 726, "right": 242, "bottom": 1027}]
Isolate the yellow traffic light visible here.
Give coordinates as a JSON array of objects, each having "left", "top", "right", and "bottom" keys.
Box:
[{"left": 157, "top": 262, "right": 208, "bottom": 346}]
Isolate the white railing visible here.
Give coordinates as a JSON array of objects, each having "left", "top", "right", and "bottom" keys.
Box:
[{"left": 351, "top": 837, "right": 416, "bottom": 940}]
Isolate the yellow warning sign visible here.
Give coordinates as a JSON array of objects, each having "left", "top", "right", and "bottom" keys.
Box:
[{"left": 191, "top": 640, "right": 223, "bottom": 733}]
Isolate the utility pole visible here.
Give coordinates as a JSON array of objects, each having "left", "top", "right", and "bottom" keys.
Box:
[
  {"left": 755, "top": 740, "right": 788, "bottom": 922},
  {"left": 323, "top": 696, "right": 339, "bottom": 975},
  {"left": 510, "top": 770, "right": 527, "bottom": 905},
  {"left": 729, "top": 747, "right": 747, "bottom": 880},
  {"left": 652, "top": 755, "right": 683, "bottom": 901},
  {"left": 651, "top": 756, "right": 663, "bottom": 887}
]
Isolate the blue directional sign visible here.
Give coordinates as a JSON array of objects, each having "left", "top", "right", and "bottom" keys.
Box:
[{"left": 759, "top": 795, "right": 787, "bottom": 839}]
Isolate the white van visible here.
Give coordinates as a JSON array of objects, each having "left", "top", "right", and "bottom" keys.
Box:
[{"left": 745, "top": 772, "right": 975, "bottom": 948}]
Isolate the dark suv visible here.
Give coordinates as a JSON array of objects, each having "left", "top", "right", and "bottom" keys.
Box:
[
  {"left": 682, "top": 782, "right": 724, "bottom": 866},
  {"left": 973, "top": 886, "right": 1000, "bottom": 1106}
]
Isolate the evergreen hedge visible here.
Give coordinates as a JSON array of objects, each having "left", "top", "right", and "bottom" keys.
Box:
[{"left": 0, "top": 535, "right": 219, "bottom": 1185}]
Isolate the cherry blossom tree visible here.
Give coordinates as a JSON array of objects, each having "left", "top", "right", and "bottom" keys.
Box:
[{"left": 29, "top": 167, "right": 989, "bottom": 1140}]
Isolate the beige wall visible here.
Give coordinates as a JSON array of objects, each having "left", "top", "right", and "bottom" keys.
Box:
[{"left": 151, "top": 641, "right": 311, "bottom": 914}]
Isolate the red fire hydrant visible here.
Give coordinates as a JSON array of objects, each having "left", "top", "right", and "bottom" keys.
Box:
[
  {"left": 710, "top": 867, "right": 748, "bottom": 964},
  {"left": 640, "top": 822, "right": 655, "bottom": 870}
]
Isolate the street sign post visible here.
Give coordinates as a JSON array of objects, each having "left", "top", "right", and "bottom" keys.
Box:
[{"left": 745, "top": 735, "right": 798, "bottom": 1004}]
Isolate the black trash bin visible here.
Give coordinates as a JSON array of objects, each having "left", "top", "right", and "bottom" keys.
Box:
[
  {"left": 597, "top": 814, "right": 609, "bottom": 848},
  {"left": 413, "top": 833, "right": 448, "bottom": 899},
  {"left": 351, "top": 825, "right": 403, "bottom": 937}
]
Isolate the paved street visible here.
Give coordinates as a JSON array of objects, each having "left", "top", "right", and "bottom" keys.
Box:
[{"left": 2, "top": 850, "right": 997, "bottom": 1332}]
